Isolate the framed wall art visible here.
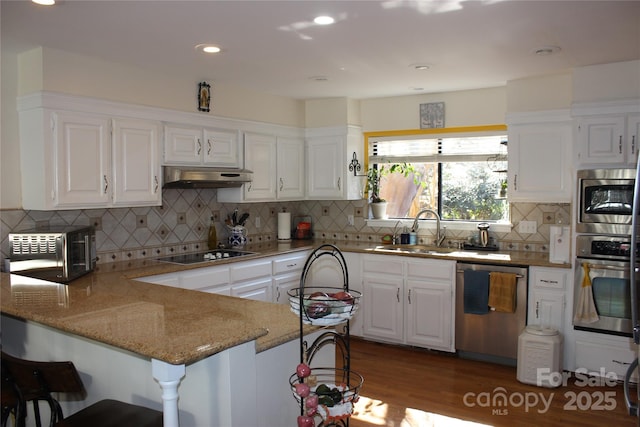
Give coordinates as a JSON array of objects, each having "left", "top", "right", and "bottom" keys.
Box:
[
  {"left": 198, "top": 81, "right": 211, "bottom": 112},
  {"left": 420, "top": 102, "right": 444, "bottom": 129}
]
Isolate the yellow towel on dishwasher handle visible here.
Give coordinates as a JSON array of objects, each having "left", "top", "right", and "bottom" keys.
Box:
[{"left": 488, "top": 272, "right": 517, "bottom": 313}]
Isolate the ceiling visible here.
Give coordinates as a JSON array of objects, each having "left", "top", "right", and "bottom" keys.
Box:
[{"left": 2, "top": 0, "right": 639, "bottom": 100}]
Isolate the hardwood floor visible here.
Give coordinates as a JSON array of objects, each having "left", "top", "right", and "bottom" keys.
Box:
[{"left": 344, "top": 338, "right": 638, "bottom": 427}]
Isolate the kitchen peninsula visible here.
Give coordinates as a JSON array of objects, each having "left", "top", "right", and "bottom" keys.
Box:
[{"left": 0, "top": 254, "right": 330, "bottom": 427}]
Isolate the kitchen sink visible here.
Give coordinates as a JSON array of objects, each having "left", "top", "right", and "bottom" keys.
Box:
[
  {"left": 371, "top": 245, "right": 456, "bottom": 255},
  {"left": 370, "top": 244, "right": 512, "bottom": 261}
]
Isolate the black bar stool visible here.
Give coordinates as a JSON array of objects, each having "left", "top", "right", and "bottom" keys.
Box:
[{"left": 1, "top": 352, "right": 162, "bottom": 427}]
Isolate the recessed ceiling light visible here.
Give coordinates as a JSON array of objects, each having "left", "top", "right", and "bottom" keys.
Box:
[
  {"left": 533, "top": 46, "right": 561, "bottom": 56},
  {"left": 32, "top": 0, "right": 55, "bottom": 5},
  {"left": 195, "top": 44, "right": 221, "bottom": 54},
  {"left": 409, "top": 63, "right": 432, "bottom": 71},
  {"left": 314, "top": 16, "right": 335, "bottom": 25}
]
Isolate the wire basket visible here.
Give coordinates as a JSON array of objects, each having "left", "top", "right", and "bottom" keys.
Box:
[
  {"left": 289, "top": 367, "right": 364, "bottom": 422},
  {"left": 288, "top": 287, "right": 361, "bottom": 326}
]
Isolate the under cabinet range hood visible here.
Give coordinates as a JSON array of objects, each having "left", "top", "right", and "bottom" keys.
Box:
[{"left": 163, "top": 166, "right": 253, "bottom": 188}]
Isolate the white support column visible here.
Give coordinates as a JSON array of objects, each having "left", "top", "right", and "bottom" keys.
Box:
[{"left": 152, "top": 359, "right": 186, "bottom": 427}]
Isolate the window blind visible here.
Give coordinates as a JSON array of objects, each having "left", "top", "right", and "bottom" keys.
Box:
[{"left": 369, "top": 135, "right": 507, "bottom": 165}]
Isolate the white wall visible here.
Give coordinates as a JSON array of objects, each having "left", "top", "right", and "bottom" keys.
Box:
[
  {"left": 1, "top": 50, "right": 22, "bottom": 209},
  {"left": 359, "top": 86, "right": 507, "bottom": 132},
  {"left": 573, "top": 60, "right": 640, "bottom": 104},
  {"left": 506, "top": 72, "right": 573, "bottom": 112}
]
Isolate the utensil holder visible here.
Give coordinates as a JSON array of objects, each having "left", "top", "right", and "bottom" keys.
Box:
[{"left": 228, "top": 225, "right": 247, "bottom": 248}]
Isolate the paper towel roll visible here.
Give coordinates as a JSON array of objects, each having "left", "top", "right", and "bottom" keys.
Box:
[{"left": 278, "top": 212, "right": 291, "bottom": 240}]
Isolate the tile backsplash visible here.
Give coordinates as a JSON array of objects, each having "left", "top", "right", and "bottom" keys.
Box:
[{"left": 0, "top": 189, "right": 571, "bottom": 265}]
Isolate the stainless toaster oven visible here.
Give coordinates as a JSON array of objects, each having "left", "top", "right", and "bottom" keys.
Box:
[{"left": 9, "top": 226, "right": 96, "bottom": 283}]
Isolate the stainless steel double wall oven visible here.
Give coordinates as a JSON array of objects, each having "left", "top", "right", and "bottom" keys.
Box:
[{"left": 574, "top": 169, "right": 636, "bottom": 337}]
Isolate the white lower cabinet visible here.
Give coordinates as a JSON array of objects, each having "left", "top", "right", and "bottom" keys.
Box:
[
  {"left": 272, "top": 251, "right": 309, "bottom": 304},
  {"left": 232, "top": 277, "right": 272, "bottom": 301},
  {"left": 135, "top": 271, "right": 180, "bottom": 288},
  {"left": 573, "top": 334, "right": 636, "bottom": 381},
  {"left": 405, "top": 260, "right": 455, "bottom": 351},
  {"left": 527, "top": 266, "right": 568, "bottom": 332},
  {"left": 362, "top": 254, "right": 455, "bottom": 352},
  {"left": 139, "top": 264, "right": 231, "bottom": 295},
  {"left": 229, "top": 258, "right": 272, "bottom": 302},
  {"left": 181, "top": 265, "right": 232, "bottom": 295}
]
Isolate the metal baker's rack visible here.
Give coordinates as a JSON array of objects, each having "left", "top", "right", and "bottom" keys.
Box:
[{"left": 288, "top": 244, "right": 363, "bottom": 427}]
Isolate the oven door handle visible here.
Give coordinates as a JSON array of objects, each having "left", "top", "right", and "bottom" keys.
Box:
[{"left": 583, "top": 263, "right": 628, "bottom": 272}]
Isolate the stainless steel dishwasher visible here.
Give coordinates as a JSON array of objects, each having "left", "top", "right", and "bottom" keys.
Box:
[{"left": 455, "top": 262, "right": 528, "bottom": 366}]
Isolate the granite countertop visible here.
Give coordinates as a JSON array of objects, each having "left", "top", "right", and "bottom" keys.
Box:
[
  {"left": 0, "top": 239, "right": 569, "bottom": 367},
  {"left": 0, "top": 258, "right": 318, "bottom": 366}
]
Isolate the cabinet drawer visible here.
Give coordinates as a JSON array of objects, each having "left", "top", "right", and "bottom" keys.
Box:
[
  {"left": 272, "top": 252, "right": 308, "bottom": 275},
  {"left": 136, "top": 272, "right": 180, "bottom": 287},
  {"left": 362, "top": 255, "right": 403, "bottom": 275},
  {"left": 575, "top": 339, "right": 636, "bottom": 380},
  {"left": 530, "top": 267, "right": 567, "bottom": 291},
  {"left": 180, "top": 265, "right": 230, "bottom": 290},
  {"left": 406, "top": 259, "right": 455, "bottom": 281},
  {"left": 229, "top": 259, "right": 272, "bottom": 282}
]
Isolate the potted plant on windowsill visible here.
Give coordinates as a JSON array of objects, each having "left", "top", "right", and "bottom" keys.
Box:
[
  {"left": 367, "top": 163, "right": 419, "bottom": 219},
  {"left": 498, "top": 178, "right": 507, "bottom": 199}
]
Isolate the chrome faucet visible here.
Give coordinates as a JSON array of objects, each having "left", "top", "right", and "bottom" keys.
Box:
[
  {"left": 411, "top": 209, "right": 446, "bottom": 247},
  {"left": 391, "top": 220, "right": 402, "bottom": 245}
]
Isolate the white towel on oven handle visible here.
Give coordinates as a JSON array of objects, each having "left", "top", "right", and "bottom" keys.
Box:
[{"left": 573, "top": 262, "right": 599, "bottom": 324}]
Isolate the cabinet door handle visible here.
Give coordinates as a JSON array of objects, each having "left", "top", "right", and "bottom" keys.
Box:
[
  {"left": 514, "top": 174, "right": 518, "bottom": 191},
  {"left": 247, "top": 182, "right": 252, "bottom": 192},
  {"left": 617, "top": 135, "right": 623, "bottom": 154},
  {"left": 540, "top": 279, "right": 559, "bottom": 285},
  {"left": 197, "top": 138, "right": 202, "bottom": 155},
  {"left": 154, "top": 175, "right": 159, "bottom": 193},
  {"left": 632, "top": 135, "right": 636, "bottom": 155},
  {"left": 286, "top": 263, "right": 297, "bottom": 268},
  {"left": 408, "top": 289, "right": 412, "bottom": 304},
  {"left": 337, "top": 177, "right": 341, "bottom": 191},
  {"left": 396, "top": 288, "right": 400, "bottom": 303},
  {"left": 276, "top": 288, "right": 280, "bottom": 301},
  {"left": 103, "top": 175, "right": 109, "bottom": 194},
  {"left": 613, "top": 359, "right": 631, "bottom": 366},
  {"left": 536, "top": 301, "right": 539, "bottom": 319},
  {"left": 279, "top": 177, "right": 284, "bottom": 191},
  {"left": 207, "top": 139, "right": 212, "bottom": 155}
]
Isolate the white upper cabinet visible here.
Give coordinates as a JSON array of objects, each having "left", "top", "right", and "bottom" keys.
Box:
[
  {"left": 276, "top": 136, "right": 305, "bottom": 200},
  {"left": 221, "top": 132, "right": 278, "bottom": 202},
  {"left": 306, "top": 125, "right": 364, "bottom": 200},
  {"left": 112, "top": 118, "right": 162, "bottom": 206},
  {"left": 243, "top": 132, "right": 277, "bottom": 201},
  {"left": 218, "top": 132, "right": 305, "bottom": 202},
  {"left": 574, "top": 100, "right": 640, "bottom": 168},
  {"left": 576, "top": 115, "right": 627, "bottom": 165},
  {"left": 53, "top": 111, "right": 112, "bottom": 208},
  {"left": 506, "top": 110, "right": 573, "bottom": 202},
  {"left": 17, "top": 93, "right": 162, "bottom": 210},
  {"left": 164, "top": 125, "right": 239, "bottom": 167}
]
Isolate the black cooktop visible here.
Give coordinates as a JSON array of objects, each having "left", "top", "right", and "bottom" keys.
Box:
[{"left": 155, "top": 249, "right": 256, "bottom": 265}]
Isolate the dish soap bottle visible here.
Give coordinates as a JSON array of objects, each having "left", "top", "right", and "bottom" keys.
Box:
[{"left": 207, "top": 216, "right": 217, "bottom": 250}]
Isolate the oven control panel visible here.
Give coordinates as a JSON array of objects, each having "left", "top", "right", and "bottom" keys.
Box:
[
  {"left": 591, "top": 239, "right": 631, "bottom": 257},
  {"left": 576, "top": 234, "right": 636, "bottom": 260}
]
